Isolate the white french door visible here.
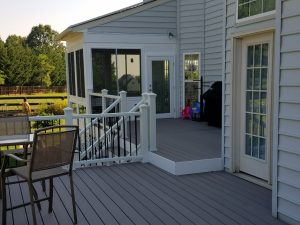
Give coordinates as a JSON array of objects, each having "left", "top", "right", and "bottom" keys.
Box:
[
  {"left": 147, "top": 56, "right": 175, "bottom": 118},
  {"left": 239, "top": 33, "right": 273, "bottom": 181}
]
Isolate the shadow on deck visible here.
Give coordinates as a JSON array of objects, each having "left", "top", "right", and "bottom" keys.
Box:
[{"left": 1, "top": 163, "right": 286, "bottom": 225}]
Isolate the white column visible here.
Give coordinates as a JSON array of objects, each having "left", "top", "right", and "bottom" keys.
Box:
[
  {"left": 64, "top": 107, "right": 73, "bottom": 125},
  {"left": 101, "top": 89, "right": 108, "bottom": 113},
  {"left": 87, "top": 89, "right": 93, "bottom": 114},
  {"left": 139, "top": 104, "right": 149, "bottom": 162},
  {"left": 146, "top": 93, "right": 157, "bottom": 152}
]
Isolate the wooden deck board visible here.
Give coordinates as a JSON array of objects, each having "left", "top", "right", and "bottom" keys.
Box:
[
  {"left": 156, "top": 119, "right": 222, "bottom": 162},
  {"left": 1, "top": 163, "right": 287, "bottom": 225}
]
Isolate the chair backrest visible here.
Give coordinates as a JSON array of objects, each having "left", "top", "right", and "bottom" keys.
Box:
[
  {"left": 30, "top": 125, "right": 79, "bottom": 173},
  {"left": 0, "top": 115, "right": 30, "bottom": 140}
]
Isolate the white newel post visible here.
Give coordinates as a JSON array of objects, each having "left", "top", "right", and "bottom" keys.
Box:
[
  {"left": 119, "top": 91, "right": 127, "bottom": 138},
  {"left": 139, "top": 104, "right": 149, "bottom": 162},
  {"left": 87, "top": 89, "right": 93, "bottom": 114},
  {"left": 119, "top": 91, "right": 127, "bottom": 113},
  {"left": 64, "top": 107, "right": 73, "bottom": 125},
  {"left": 101, "top": 89, "right": 108, "bottom": 112},
  {"left": 147, "top": 93, "right": 157, "bottom": 152}
]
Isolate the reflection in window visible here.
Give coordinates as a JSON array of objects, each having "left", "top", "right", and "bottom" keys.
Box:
[
  {"left": 184, "top": 53, "right": 200, "bottom": 106},
  {"left": 238, "top": 0, "right": 275, "bottom": 20},
  {"left": 92, "top": 49, "right": 141, "bottom": 96}
]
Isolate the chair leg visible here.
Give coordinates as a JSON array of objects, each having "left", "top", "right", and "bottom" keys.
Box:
[
  {"left": 28, "top": 182, "right": 38, "bottom": 225},
  {"left": 69, "top": 174, "right": 77, "bottom": 224},
  {"left": 1, "top": 176, "right": 7, "bottom": 225},
  {"left": 48, "top": 178, "right": 53, "bottom": 213},
  {"left": 32, "top": 185, "right": 41, "bottom": 211}
]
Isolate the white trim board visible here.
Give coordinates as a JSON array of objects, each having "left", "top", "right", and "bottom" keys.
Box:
[{"left": 146, "top": 152, "right": 223, "bottom": 175}]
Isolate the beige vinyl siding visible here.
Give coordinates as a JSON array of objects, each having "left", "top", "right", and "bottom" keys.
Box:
[
  {"left": 276, "top": 0, "right": 300, "bottom": 223},
  {"left": 223, "top": 0, "right": 276, "bottom": 171},
  {"left": 88, "top": 1, "right": 177, "bottom": 35}
]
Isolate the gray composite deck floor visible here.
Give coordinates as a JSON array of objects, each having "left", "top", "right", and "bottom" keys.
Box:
[
  {"left": 156, "top": 119, "right": 221, "bottom": 162},
  {"left": 0, "top": 163, "right": 286, "bottom": 225}
]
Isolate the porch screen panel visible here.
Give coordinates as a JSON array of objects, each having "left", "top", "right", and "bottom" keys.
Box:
[
  {"left": 76, "top": 49, "right": 85, "bottom": 97},
  {"left": 67, "top": 52, "right": 76, "bottom": 96},
  {"left": 117, "top": 49, "right": 141, "bottom": 96},
  {"left": 92, "top": 49, "right": 117, "bottom": 95}
]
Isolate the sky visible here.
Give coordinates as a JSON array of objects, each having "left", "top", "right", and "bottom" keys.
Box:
[{"left": 0, "top": 0, "right": 142, "bottom": 41}]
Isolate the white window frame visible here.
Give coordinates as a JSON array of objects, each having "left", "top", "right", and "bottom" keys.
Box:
[
  {"left": 182, "top": 52, "right": 201, "bottom": 108},
  {"left": 236, "top": 0, "right": 276, "bottom": 24}
]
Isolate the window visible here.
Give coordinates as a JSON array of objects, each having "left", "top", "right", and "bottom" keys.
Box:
[
  {"left": 67, "top": 52, "right": 76, "bottom": 96},
  {"left": 76, "top": 49, "right": 85, "bottom": 98},
  {"left": 183, "top": 53, "right": 200, "bottom": 106},
  {"left": 92, "top": 49, "right": 141, "bottom": 97},
  {"left": 237, "top": 0, "right": 275, "bottom": 20}
]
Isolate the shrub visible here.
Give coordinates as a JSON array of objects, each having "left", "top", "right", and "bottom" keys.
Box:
[{"left": 32, "top": 100, "right": 67, "bottom": 128}]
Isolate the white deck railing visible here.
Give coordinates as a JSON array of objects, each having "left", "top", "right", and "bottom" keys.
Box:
[{"left": 28, "top": 92, "right": 157, "bottom": 168}]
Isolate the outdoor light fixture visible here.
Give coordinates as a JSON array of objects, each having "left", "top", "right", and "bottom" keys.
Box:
[{"left": 168, "top": 32, "right": 174, "bottom": 39}]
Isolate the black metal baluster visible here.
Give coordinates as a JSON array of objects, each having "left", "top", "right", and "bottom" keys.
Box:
[
  {"left": 110, "top": 117, "right": 114, "bottom": 158},
  {"left": 135, "top": 116, "right": 138, "bottom": 155},
  {"left": 104, "top": 117, "right": 107, "bottom": 158},
  {"left": 84, "top": 118, "right": 87, "bottom": 160},
  {"left": 123, "top": 116, "right": 126, "bottom": 157},
  {"left": 77, "top": 119, "right": 81, "bottom": 161},
  {"left": 97, "top": 118, "right": 100, "bottom": 159},
  {"left": 117, "top": 118, "right": 120, "bottom": 157},
  {"left": 129, "top": 116, "right": 132, "bottom": 156},
  {"left": 91, "top": 118, "right": 94, "bottom": 160}
]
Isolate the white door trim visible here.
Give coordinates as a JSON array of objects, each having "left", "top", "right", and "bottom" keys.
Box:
[
  {"left": 232, "top": 31, "right": 274, "bottom": 183},
  {"left": 147, "top": 56, "right": 175, "bottom": 118}
]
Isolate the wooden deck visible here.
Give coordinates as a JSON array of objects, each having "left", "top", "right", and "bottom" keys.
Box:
[
  {"left": 156, "top": 119, "right": 221, "bottom": 162},
  {"left": 1, "top": 163, "right": 286, "bottom": 225}
]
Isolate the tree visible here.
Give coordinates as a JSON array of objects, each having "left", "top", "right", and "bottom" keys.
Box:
[
  {"left": 4, "top": 35, "right": 33, "bottom": 86},
  {"left": 31, "top": 54, "right": 54, "bottom": 87},
  {"left": 26, "top": 24, "right": 59, "bottom": 50},
  {"left": 0, "top": 38, "right": 6, "bottom": 84},
  {"left": 26, "top": 24, "right": 66, "bottom": 85}
]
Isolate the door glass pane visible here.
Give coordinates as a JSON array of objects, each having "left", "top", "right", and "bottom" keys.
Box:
[
  {"left": 244, "top": 43, "right": 269, "bottom": 161},
  {"left": 246, "top": 113, "right": 252, "bottom": 134},
  {"left": 260, "top": 115, "right": 266, "bottom": 137},
  {"left": 247, "top": 69, "right": 253, "bottom": 90},
  {"left": 252, "top": 114, "right": 260, "bottom": 136},
  {"left": 260, "top": 92, "right": 267, "bottom": 114},
  {"left": 152, "top": 60, "right": 170, "bottom": 114},
  {"left": 245, "top": 135, "right": 252, "bottom": 156},
  {"left": 252, "top": 136, "right": 259, "bottom": 157},
  {"left": 254, "top": 45, "right": 262, "bottom": 67},
  {"left": 253, "top": 69, "right": 260, "bottom": 90},
  {"left": 253, "top": 92, "right": 260, "bottom": 113},
  {"left": 262, "top": 44, "right": 269, "bottom": 66},
  {"left": 259, "top": 138, "right": 266, "bottom": 160},
  {"left": 185, "top": 82, "right": 199, "bottom": 106},
  {"left": 261, "top": 68, "right": 268, "bottom": 90},
  {"left": 247, "top": 46, "right": 254, "bottom": 67},
  {"left": 246, "top": 92, "right": 253, "bottom": 112}
]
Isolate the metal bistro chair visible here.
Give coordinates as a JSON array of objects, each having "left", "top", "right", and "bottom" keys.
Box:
[
  {"left": 1, "top": 125, "right": 79, "bottom": 225},
  {"left": 0, "top": 114, "right": 31, "bottom": 197}
]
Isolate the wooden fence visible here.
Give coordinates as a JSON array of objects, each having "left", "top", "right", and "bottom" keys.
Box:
[{"left": 0, "top": 86, "right": 66, "bottom": 95}]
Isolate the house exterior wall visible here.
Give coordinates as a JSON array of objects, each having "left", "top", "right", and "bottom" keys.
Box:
[
  {"left": 223, "top": 0, "right": 276, "bottom": 172},
  {"left": 274, "top": 0, "right": 300, "bottom": 223},
  {"left": 178, "top": 0, "right": 223, "bottom": 111},
  {"left": 88, "top": 1, "right": 177, "bottom": 35}
]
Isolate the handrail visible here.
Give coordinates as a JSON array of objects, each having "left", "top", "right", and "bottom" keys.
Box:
[
  {"left": 29, "top": 115, "right": 65, "bottom": 121},
  {"left": 89, "top": 92, "right": 120, "bottom": 100},
  {"left": 73, "top": 112, "right": 140, "bottom": 119}
]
